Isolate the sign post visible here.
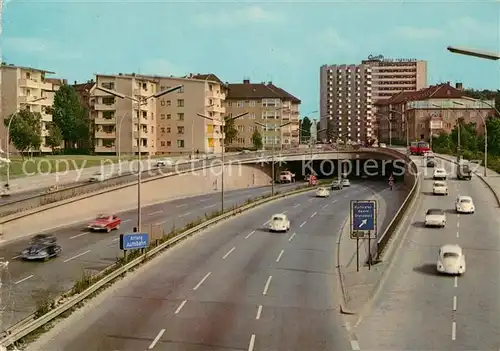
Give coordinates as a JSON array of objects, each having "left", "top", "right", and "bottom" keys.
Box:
[
  {"left": 389, "top": 174, "right": 394, "bottom": 190},
  {"left": 350, "top": 200, "right": 378, "bottom": 271},
  {"left": 119, "top": 232, "right": 150, "bottom": 259}
]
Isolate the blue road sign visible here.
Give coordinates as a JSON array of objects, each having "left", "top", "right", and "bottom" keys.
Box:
[
  {"left": 120, "top": 233, "right": 149, "bottom": 250},
  {"left": 351, "top": 200, "right": 377, "bottom": 232}
]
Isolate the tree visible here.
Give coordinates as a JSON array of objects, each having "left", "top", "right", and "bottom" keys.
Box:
[
  {"left": 4, "top": 110, "right": 42, "bottom": 157},
  {"left": 300, "top": 117, "right": 312, "bottom": 142},
  {"left": 485, "top": 117, "right": 500, "bottom": 155},
  {"left": 224, "top": 116, "right": 238, "bottom": 145},
  {"left": 52, "top": 84, "right": 91, "bottom": 149},
  {"left": 464, "top": 89, "right": 500, "bottom": 116},
  {"left": 252, "top": 129, "right": 263, "bottom": 150},
  {"left": 45, "top": 122, "right": 63, "bottom": 152}
]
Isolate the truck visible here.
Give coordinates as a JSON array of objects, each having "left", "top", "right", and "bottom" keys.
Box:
[
  {"left": 409, "top": 141, "right": 431, "bottom": 155},
  {"left": 278, "top": 171, "right": 295, "bottom": 183},
  {"left": 457, "top": 164, "right": 472, "bottom": 180}
]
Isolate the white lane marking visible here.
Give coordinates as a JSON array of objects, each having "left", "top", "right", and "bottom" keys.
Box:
[
  {"left": 457, "top": 222, "right": 459, "bottom": 228},
  {"left": 288, "top": 233, "right": 296, "bottom": 242},
  {"left": 14, "top": 275, "right": 33, "bottom": 285},
  {"left": 300, "top": 221, "right": 307, "bottom": 228},
  {"left": 452, "top": 321, "right": 456, "bottom": 340},
  {"left": 262, "top": 275, "right": 272, "bottom": 295},
  {"left": 454, "top": 276, "right": 458, "bottom": 288},
  {"left": 148, "top": 210, "right": 163, "bottom": 216},
  {"left": 122, "top": 219, "right": 132, "bottom": 223},
  {"left": 457, "top": 214, "right": 460, "bottom": 219},
  {"left": 332, "top": 199, "right": 337, "bottom": 204},
  {"left": 193, "top": 272, "right": 211, "bottom": 291},
  {"left": 203, "top": 204, "right": 216, "bottom": 209},
  {"left": 63, "top": 250, "right": 91, "bottom": 263},
  {"left": 199, "top": 198, "right": 211, "bottom": 202},
  {"left": 308, "top": 198, "right": 314, "bottom": 202},
  {"left": 245, "top": 231, "right": 255, "bottom": 239},
  {"left": 12, "top": 255, "right": 20, "bottom": 260},
  {"left": 148, "top": 329, "right": 165, "bottom": 349},
  {"left": 263, "top": 220, "right": 271, "bottom": 226},
  {"left": 112, "top": 237, "right": 119, "bottom": 242},
  {"left": 282, "top": 210, "right": 288, "bottom": 214},
  {"left": 175, "top": 300, "right": 187, "bottom": 314},
  {"left": 179, "top": 212, "right": 192, "bottom": 218},
  {"left": 222, "top": 247, "right": 235, "bottom": 259},
  {"left": 322, "top": 204, "right": 329, "bottom": 210},
  {"left": 176, "top": 204, "right": 188, "bottom": 208},
  {"left": 276, "top": 249, "right": 284, "bottom": 262},
  {"left": 456, "top": 231, "right": 459, "bottom": 238},
  {"left": 255, "top": 305, "right": 263, "bottom": 320},
  {"left": 453, "top": 296, "right": 457, "bottom": 311},
  {"left": 248, "top": 334, "right": 256, "bottom": 351},
  {"left": 350, "top": 340, "right": 361, "bottom": 350},
  {"left": 155, "top": 220, "right": 166, "bottom": 226},
  {"left": 310, "top": 212, "right": 317, "bottom": 218},
  {"left": 293, "top": 204, "right": 301, "bottom": 208},
  {"left": 344, "top": 194, "right": 349, "bottom": 198},
  {"left": 70, "top": 232, "right": 89, "bottom": 239}
]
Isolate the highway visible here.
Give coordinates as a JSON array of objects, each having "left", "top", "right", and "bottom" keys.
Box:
[
  {"left": 27, "top": 180, "right": 404, "bottom": 351},
  {"left": 355, "top": 156, "right": 500, "bottom": 350}
]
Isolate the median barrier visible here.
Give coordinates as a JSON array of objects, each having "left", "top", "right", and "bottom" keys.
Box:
[{"left": 0, "top": 185, "right": 315, "bottom": 348}]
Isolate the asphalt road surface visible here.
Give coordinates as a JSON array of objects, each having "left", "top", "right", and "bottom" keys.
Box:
[
  {"left": 27, "top": 180, "right": 404, "bottom": 351},
  {"left": 355, "top": 157, "right": 500, "bottom": 350}
]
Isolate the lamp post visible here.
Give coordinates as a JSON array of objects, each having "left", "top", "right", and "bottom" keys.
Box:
[
  {"left": 255, "top": 121, "right": 291, "bottom": 195},
  {"left": 447, "top": 46, "right": 500, "bottom": 61},
  {"left": 375, "top": 113, "right": 392, "bottom": 146},
  {"left": 5, "top": 96, "right": 47, "bottom": 187},
  {"left": 95, "top": 84, "right": 183, "bottom": 232},
  {"left": 431, "top": 103, "right": 461, "bottom": 152},
  {"left": 197, "top": 112, "right": 248, "bottom": 212}
]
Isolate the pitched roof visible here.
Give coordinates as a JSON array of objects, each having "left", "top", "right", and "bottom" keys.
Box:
[
  {"left": 73, "top": 82, "right": 95, "bottom": 93},
  {"left": 376, "top": 83, "right": 465, "bottom": 106},
  {"left": 227, "top": 80, "right": 301, "bottom": 103},
  {"left": 188, "top": 73, "right": 224, "bottom": 85}
]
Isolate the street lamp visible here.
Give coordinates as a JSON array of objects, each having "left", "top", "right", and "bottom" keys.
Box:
[
  {"left": 197, "top": 112, "right": 248, "bottom": 212},
  {"left": 389, "top": 109, "right": 408, "bottom": 148},
  {"left": 447, "top": 46, "right": 500, "bottom": 61},
  {"left": 374, "top": 112, "right": 392, "bottom": 146},
  {"left": 95, "top": 84, "right": 183, "bottom": 232},
  {"left": 431, "top": 103, "right": 461, "bottom": 151},
  {"left": 255, "top": 121, "right": 291, "bottom": 195},
  {"left": 5, "top": 96, "right": 47, "bottom": 186}
]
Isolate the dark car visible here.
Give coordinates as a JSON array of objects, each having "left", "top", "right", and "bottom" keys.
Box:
[
  {"left": 426, "top": 159, "right": 436, "bottom": 167},
  {"left": 457, "top": 164, "right": 472, "bottom": 180},
  {"left": 331, "top": 180, "right": 343, "bottom": 190},
  {"left": 22, "top": 236, "right": 61, "bottom": 261}
]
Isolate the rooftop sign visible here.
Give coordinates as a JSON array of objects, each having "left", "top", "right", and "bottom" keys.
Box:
[{"left": 367, "top": 55, "right": 417, "bottom": 63}]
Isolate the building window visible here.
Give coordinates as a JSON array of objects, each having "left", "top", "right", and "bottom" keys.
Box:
[
  {"left": 103, "top": 111, "right": 114, "bottom": 119},
  {"left": 177, "top": 99, "right": 184, "bottom": 107},
  {"left": 167, "top": 127, "right": 171, "bottom": 133},
  {"left": 177, "top": 126, "right": 185, "bottom": 134},
  {"left": 249, "top": 112, "right": 255, "bottom": 119},
  {"left": 161, "top": 100, "right": 165, "bottom": 106},
  {"left": 177, "top": 113, "right": 184, "bottom": 121},
  {"left": 102, "top": 97, "right": 115, "bottom": 105},
  {"left": 167, "top": 100, "right": 171, "bottom": 106},
  {"left": 160, "top": 141, "right": 165, "bottom": 146},
  {"left": 237, "top": 101, "right": 244, "bottom": 108},
  {"left": 167, "top": 114, "right": 171, "bottom": 120},
  {"left": 160, "top": 114, "right": 165, "bottom": 120},
  {"left": 178, "top": 86, "right": 184, "bottom": 93},
  {"left": 161, "top": 127, "right": 165, "bottom": 133},
  {"left": 167, "top": 141, "right": 171, "bottom": 146},
  {"left": 249, "top": 101, "right": 256, "bottom": 107},
  {"left": 177, "top": 140, "right": 185, "bottom": 148},
  {"left": 101, "top": 82, "right": 115, "bottom": 90}
]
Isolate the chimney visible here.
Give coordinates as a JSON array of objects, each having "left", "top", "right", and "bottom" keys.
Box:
[
  {"left": 74, "top": 80, "right": 77, "bottom": 85},
  {"left": 268, "top": 81, "right": 272, "bottom": 85},
  {"left": 243, "top": 79, "right": 250, "bottom": 84},
  {"left": 456, "top": 82, "right": 463, "bottom": 90}
]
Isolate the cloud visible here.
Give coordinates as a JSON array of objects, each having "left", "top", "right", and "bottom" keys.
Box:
[
  {"left": 2, "top": 37, "right": 82, "bottom": 60},
  {"left": 194, "top": 6, "right": 285, "bottom": 26},
  {"left": 318, "top": 28, "right": 352, "bottom": 49},
  {"left": 395, "top": 26, "right": 443, "bottom": 39},
  {"left": 140, "top": 59, "right": 184, "bottom": 76}
]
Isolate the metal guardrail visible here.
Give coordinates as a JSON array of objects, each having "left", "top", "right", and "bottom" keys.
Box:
[{"left": 0, "top": 185, "right": 313, "bottom": 347}]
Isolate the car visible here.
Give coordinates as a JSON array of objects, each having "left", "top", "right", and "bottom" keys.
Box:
[
  {"left": 87, "top": 214, "right": 122, "bottom": 232},
  {"left": 278, "top": 171, "right": 295, "bottom": 183},
  {"left": 379, "top": 143, "right": 387, "bottom": 148},
  {"left": 155, "top": 158, "right": 173, "bottom": 167},
  {"left": 432, "top": 181, "right": 448, "bottom": 195},
  {"left": 433, "top": 168, "right": 447, "bottom": 180},
  {"left": 424, "top": 151, "right": 434, "bottom": 158},
  {"left": 341, "top": 179, "right": 351, "bottom": 187},
  {"left": 455, "top": 195, "right": 475, "bottom": 214},
  {"left": 331, "top": 180, "right": 343, "bottom": 190},
  {"left": 316, "top": 187, "right": 330, "bottom": 197},
  {"left": 269, "top": 214, "right": 290, "bottom": 232},
  {"left": 437, "top": 244, "right": 466, "bottom": 275},
  {"left": 89, "top": 171, "right": 111, "bottom": 182},
  {"left": 425, "top": 208, "right": 446, "bottom": 227},
  {"left": 426, "top": 159, "right": 436, "bottom": 168},
  {"left": 21, "top": 236, "right": 61, "bottom": 261},
  {"left": 457, "top": 164, "right": 472, "bottom": 180}
]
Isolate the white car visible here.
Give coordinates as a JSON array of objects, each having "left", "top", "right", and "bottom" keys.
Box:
[
  {"left": 455, "top": 196, "right": 475, "bottom": 214},
  {"left": 316, "top": 187, "right": 330, "bottom": 197},
  {"left": 425, "top": 208, "right": 446, "bottom": 228},
  {"left": 437, "top": 244, "right": 466, "bottom": 275},
  {"left": 433, "top": 168, "right": 447, "bottom": 180},
  {"left": 432, "top": 181, "right": 448, "bottom": 195},
  {"left": 156, "top": 158, "right": 173, "bottom": 167},
  {"left": 341, "top": 179, "right": 351, "bottom": 187},
  {"left": 379, "top": 143, "right": 387, "bottom": 148},
  {"left": 424, "top": 151, "right": 434, "bottom": 158},
  {"left": 89, "top": 172, "right": 111, "bottom": 182},
  {"left": 269, "top": 214, "right": 290, "bottom": 232}
]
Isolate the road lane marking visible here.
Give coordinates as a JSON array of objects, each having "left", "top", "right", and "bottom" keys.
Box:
[
  {"left": 112, "top": 237, "right": 119, "bottom": 242},
  {"left": 14, "top": 275, "right": 33, "bottom": 285},
  {"left": 310, "top": 212, "right": 317, "bottom": 218},
  {"left": 288, "top": 233, "right": 296, "bottom": 242},
  {"left": 457, "top": 222, "right": 459, "bottom": 228},
  {"left": 350, "top": 340, "right": 361, "bottom": 350},
  {"left": 193, "top": 272, "right": 211, "bottom": 291},
  {"left": 262, "top": 276, "right": 272, "bottom": 295},
  {"left": 263, "top": 220, "right": 271, "bottom": 226},
  {"left": 293, "top": 204, "right": 301, "bottom": 208},
  {"left": 456, "top": 231, "right": 459, "bottom": 238},
  {"left": 308, "top": 198, "right": 314, "bottom": 202},
  {"left": 176, "top": 204, "right": 188, "bottom": 208},
  {"left": 63, "top": 250, "right": 91, "bottom": 263},
  {"left": 344, "top": 194, "right": 349, "bottom": 198},
  {"left": 332, "top": 199, "right": 337, "bottom": 204},
  {"left": 203, "top": 204, "right": 216, "bottom": 209},
  {"left": 175, "top": 300, "right": 187, "bottom": 314},
  {"left": 248, "top": 334, "right": 256, "bottom": 351},
  {"left": 300, "top": 221, "right": 307, "bottom": 228},
  {"left": 276, "top": 249, "right": 284, "bottom": 262},
  {"left": 122, "top": 219, "right": 132, "bottom": 223},
  {"left": 255, "top": 305, "right": 262, "bottom": 320},
  {"left": 454, "top": 276, "right": 458, "bottom": 288},
  {"left": 452, "top": 321, "right": 456, "bottom": 340},
  {"left": 70, "top": 232, "right": 89, "bottom": 239},
  {"left": 453, "top": 296, "right": 457, "bottom": 311},
  {"left": 148, "top": 329, "right": 165, "bottom": 349},
  {"left": 155, "top": 220, "right": 166, "bottom": 226},
  {"left": 322, "top": 204, "right": 329, "bottom": 210},
  {"left": 245, "top": 231, "right": 255, "bottom": 239},
  {"left": 199, "top": 198, "right": 210, "bottom": 202},
  {"left": 179, "top": 212, "right": 192, "bottom": 218},
  {"left": 148, "top": 210, "right": 163, "bottom": 216},
  {"left": 222, "top": 247, "right": 235, "bottom": 259},
  {"left": 12, "top": 255, "right": 20, "bottom": 260},
  {"left": 282, "top": 210, "right": 288, "bottom": 214}
]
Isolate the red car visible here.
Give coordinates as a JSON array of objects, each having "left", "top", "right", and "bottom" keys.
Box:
[
  {"left": 87, "top": 214, "right": 121, "bottom": 232},
  {"left": 409, "top": 141, "right": 431, "bottom": 155}
]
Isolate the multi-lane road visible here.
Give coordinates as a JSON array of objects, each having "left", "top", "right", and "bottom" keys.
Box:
[
  {"left": 355, "top": 157, "right": 500, "bottom": 350},
  {"left": 26, "top": 180, "right": 405, "bottom": 351}
]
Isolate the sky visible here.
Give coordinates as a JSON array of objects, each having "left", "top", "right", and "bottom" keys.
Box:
[{"left": 1, "top": 0, "right": 499, "bottom": 117}]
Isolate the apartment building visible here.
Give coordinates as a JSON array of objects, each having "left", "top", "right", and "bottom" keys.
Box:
[
  {"left": 0, "top": 63, "right": 61, "bottom": 153},
  {"left": 224, "top": 79, "right": 301, "bottom": 149},
  {"left": 319, "top": 64, "right": 373, "bottom": 144},
  {"left": 375, "top": 82, "right": 495, "bottom": 143},
  {"left": 92, "top": 73, "right": 226, "bottom": 155}
]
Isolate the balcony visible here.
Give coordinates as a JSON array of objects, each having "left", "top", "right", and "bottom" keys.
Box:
[
  {"left": 207, "top": 104, "right": 225, "bottom": 113},
  {"left": 95, "top": 145, "right": 116, "bottom": 153},
  {"left": 134, "top": 88, "right": 149, "bottom": 97},
  {"left": 95, "top": 131, "right": 116, "bottom": 138},
  {"left": 95, "top": 118, "right": 116, "bottom": 124},
  {"left": 133, "top": 131, "right": 149, "bottom": 139},
  {"left": 94, "top": 103, "right": 116, "bottom": 110},
  {"left": 18, "top": 78, "right": 42, "bottom": 89}
]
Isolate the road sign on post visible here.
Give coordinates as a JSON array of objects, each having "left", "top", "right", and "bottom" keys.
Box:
[{"left": 350, "top": 200, "right": 377, "bottom": 239}]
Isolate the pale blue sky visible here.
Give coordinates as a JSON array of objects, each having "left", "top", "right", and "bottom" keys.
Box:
[{"left": 2, "top": 0, "right": 499, "bottom": 115}]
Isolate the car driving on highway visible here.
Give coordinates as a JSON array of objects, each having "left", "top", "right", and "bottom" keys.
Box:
[
  {"left": 341, "top": 179, "right": 351, "bottom": 187},
  {"left": 432, "top": 181, "right": 448, "bottom": 195},
  {"left": 455, "top": 195, "right": 475, "bottom": 214},
  {"left": 331, "top": 180, "right": 343, "bottom": 190},
  {"left": 426, "top": 158, "right": 436, "bottom": 168},
  {"left": 315, "top": 187, "right": 330, "bottom": 198},
  {"left": 87, "top": 214, "right": 122, "bottom": 232},
  {"left": 433, "top": 167, "right": 447, "bottom": 180},
  {"left": 89, "top": 171, "right": 112, "bottom": 182},
  {"left": 425, "top": 208, "right": 446, "bottom": 228},
  {"left": 155, "top": 158, "right": 173, "bottom": 167},
  {"left": 437, "top": 244, "right": 466, "bottom": 275},
  {"left": 269, "top": 214, "right": 290, "bottom": 232},
  {"left": 21, "top": 234, "right": 61, "bottom": 261}
]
